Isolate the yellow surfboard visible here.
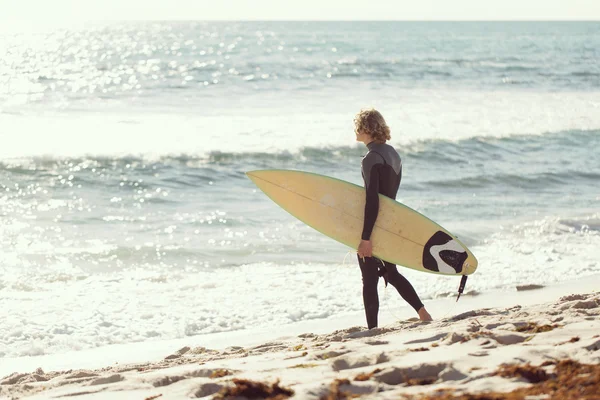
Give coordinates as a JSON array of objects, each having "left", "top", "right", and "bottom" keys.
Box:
[{"left": 247, "top": 169, "right": 477, "bottom": 276}]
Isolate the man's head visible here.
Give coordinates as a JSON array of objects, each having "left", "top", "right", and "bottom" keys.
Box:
[{"left": 354, "top": 108, "right": 391, "bottom": 144}]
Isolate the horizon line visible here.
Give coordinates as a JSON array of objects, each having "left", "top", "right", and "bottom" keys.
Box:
[
  {"left": 4, "top": 18, "right": 600, "bottom": 23},
  {"left": 86, "top": 19, "right": 600, "bottom": 22}
]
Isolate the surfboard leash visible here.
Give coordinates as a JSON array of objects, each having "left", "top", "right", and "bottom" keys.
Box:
[
  {"left": 380, "top": 260, "right": 466, "bottom": 325},
  {"left": 456, "top": 275, "right": 468, "bottom": 302},
  {"left": 342, "top": 252, "right": 463, "bottom": 327}
]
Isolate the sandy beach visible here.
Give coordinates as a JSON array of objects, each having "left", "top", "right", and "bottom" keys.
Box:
[{"left": 2, "top": 276, "right": 598, "bottom": 400}]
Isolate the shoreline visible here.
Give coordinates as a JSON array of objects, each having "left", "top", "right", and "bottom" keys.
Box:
[
  {"left": 4, "top": 274, "right": 599, "bottom": 375},
  {"left": 2, "top": 274, "right": 599, "bottom": 399}
]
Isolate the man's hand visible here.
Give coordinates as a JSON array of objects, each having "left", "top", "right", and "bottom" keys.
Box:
[{"left": 357, "top": 240, "right": 373, "bottom": 259}]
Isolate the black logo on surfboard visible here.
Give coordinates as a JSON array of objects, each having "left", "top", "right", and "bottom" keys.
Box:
[{"left": 423, "top": 231, "right": 467, "bottom": 274}]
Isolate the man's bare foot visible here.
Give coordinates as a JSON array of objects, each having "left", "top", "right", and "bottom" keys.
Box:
[{"left": 418, "top": 307, "right": 433, "bottom": 322}]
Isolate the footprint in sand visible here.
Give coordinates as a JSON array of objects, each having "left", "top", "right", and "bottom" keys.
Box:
[
  {"left": 185, "top": 368, "right": 236, "bottom": 379},
  {"left": 491, "top": 333, "right": 529, "bottom": 345},
  {"left": 404, "top": 333, "right": 448, "bottom": 345},
  {"left": 315, "top": 379, "right": 379, "bottom": 399},
  {"left": 153, "top": 375, "right": 187, "bottom": 387},
  {"left": 165, "top": 346, "right": 191, "bottom": 360},
  {"left": 310, "top": 349, "right": 351, "bottom": 361},
  {"left": 451, "top": 310, "right": 495, "bottom": 321},
  {"left": 584, "top": 339, "right": 600, "bottom": 352},
  {"left": 66, "top": 371, "right": 99, "bottom": 380},
  {"left": 365, "top": 340, "right": 389, "bottom": 346},
  {"left": 89, "top": 374, "right": 124, "bottom": 386},
  {"left": 346, "top": 327, "right": 394, "bottom": 339},
  {"left": 192, "top": 382, "right": 223, "bottom": 398},
  {"left": 468, "top": 351, "right": 489, "bottom": 357},
  {"left": 373, "top": 363, "right": 468, "bottom": 386},
  {"left": 572, "top": 299, "right": 600, "bottom": 310},
  {"left": 249, "top": 341, "right": 288, "bottom": 353},
  {"left": 559, "top": 294, "right": 589, "bottom": 302},
  {"left": 330, "top": 352, "right": 389, "bottom": 371}
]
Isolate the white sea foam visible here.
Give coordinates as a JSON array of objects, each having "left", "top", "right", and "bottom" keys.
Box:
[
  {"left": 1, "top": 89, "right": 599, "bottom": 160},
  {"left": 1, "top": 213, "right": 598, "bottom": 358}
]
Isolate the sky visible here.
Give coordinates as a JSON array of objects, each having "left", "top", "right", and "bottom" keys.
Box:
[{"left": 1, "top": 0, "right": 599, "bottom": 25}]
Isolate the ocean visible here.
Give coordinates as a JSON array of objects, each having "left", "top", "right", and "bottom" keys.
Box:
[{"left": 1, "top": 21, "right": 599, "bottom": 359}]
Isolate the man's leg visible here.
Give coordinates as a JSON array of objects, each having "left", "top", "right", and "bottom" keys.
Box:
[
  {"left": 358, "top": 255, "right": 380, "bottom": 329},
  {"left": 382, "top": 262, "right": 425, "bottom": 313}
]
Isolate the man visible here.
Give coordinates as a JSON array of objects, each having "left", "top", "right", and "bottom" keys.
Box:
[{"left": 354, "top": 108, "right": 432, "bottom": 329}]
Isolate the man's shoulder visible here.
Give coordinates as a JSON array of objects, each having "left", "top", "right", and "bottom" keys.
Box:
[
  {"left": 380, "top": 143, "right": 401, "bottom": 161},
  {"left": 381, "top": 142, "right": 399, "bottom": 153},
  {"left": 362, "top": 150, "right": 385, "bottom": 165}
]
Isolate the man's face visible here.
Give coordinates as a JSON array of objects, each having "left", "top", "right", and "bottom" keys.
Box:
[{"left": 355, "top": 127, "right": 369, "bottom": 143}]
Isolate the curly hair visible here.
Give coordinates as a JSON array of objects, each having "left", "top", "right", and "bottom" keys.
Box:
[{"left": 354, "top": 108, "right": 391, "bottom": 143}]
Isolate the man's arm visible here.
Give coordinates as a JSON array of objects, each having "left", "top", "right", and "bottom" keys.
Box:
[{"left": 361, "top": 153, "right": 383, "bottom": 241}]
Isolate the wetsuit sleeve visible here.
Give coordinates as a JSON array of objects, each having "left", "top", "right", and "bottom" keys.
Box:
[{"left": 361, "top": 153, "right": 383, "bottom": 241}]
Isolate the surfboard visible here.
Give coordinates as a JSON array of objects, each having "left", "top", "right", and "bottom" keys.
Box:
[{"left": 247, "top": 169, "right": 477, "bottom": 276}]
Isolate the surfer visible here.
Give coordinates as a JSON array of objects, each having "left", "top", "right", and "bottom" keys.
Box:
[{"left": 354, "top": 108, "right": 433, "bottom": 328}]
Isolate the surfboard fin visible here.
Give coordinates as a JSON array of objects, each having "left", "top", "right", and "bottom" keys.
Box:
[
  {"left": 456, "top": 275, "right": 468, "bottom": 302},
  {"left": 378, "top": 265, "right": 389, "bottom": 287}
]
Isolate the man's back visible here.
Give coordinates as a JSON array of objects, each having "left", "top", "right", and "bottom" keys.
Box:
[{"left": 361, "top": 142, "right": 402, "bottom": 200}]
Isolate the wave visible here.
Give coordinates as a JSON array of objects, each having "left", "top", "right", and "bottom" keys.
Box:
[
  {"left": 560, "top": 215, "right": 600, "bottom": 233},
  {"left": 570, "top": 71, "right": 600, "bottom": 77},
  {"left": 0, "top": 130, "right": 597, "bottom": 197},
  {"left": 492, "top": 214, "right": 600, "bottom": 239},
  {"left": 417, "top": 170, "right": 600, "bottom": 190},
  {"left": 0, "top": 129, "right": 597, "bottom": 170}
]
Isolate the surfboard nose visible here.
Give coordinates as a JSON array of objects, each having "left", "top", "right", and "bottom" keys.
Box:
[
  {"left": 246, "top": 170, "right": 258, "bottom": 181},
  {"left": 246, "top": 170, "right": 269, "bottom": 178},
  {"left": 246, "top": 170, "right": 271, "bottom": 187}
]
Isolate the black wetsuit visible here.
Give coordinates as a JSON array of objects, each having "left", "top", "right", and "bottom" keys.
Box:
[{"left": 358, "top": 141, "right": 424, "bottom": 329}]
